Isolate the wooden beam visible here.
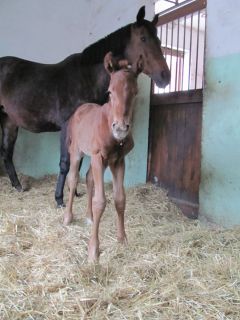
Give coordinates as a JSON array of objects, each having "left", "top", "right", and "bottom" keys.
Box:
[{"left": 157, "top": 0, "right": 207, "bottom": 26}]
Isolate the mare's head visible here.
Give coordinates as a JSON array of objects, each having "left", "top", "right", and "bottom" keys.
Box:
[
  {"left": 104, "top": 52, "right": 143, "bottom": 141},
  {"left": 126, "top": 6, "right": 170, "bottom": 88}
]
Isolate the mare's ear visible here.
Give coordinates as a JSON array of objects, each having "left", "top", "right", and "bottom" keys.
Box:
[
  {"left": 135, "top": 55, "right": 144, "bottom": 76},
  {"left": 152, "top": 13, "right": 159, "bottom": 26},
  {"left": 104, "top": 52, "right": 115, "bottom": 74},
  {"left": 136, "top": 6, "right": 145, "bottom": 25}
]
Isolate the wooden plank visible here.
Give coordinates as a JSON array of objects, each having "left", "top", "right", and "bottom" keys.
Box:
[{"left": 151, "top": 89, "right": 203, "bottom": 106}]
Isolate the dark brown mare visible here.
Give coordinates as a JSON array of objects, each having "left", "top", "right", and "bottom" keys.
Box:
[
  {"left": 0, "top": 6, "right": 170, "bottom": 207},
  {"left": 65, "top": 52, "right": 142, "bottom": 261}
]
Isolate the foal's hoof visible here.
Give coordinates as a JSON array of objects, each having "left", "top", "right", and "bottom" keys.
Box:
[
  {"left": 117, "top": 236, "right": 128, "bottom": 246},
  {"left": 63, "top": 213, "right": 73, "bottom": 226},
  {"left": 88, "top": 250, "right": 100, "bottom": 263},
  {"left": 85, "top": 217, "right": 93, "bottom": 225}
]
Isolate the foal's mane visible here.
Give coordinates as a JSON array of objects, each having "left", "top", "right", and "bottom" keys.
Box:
[{"left": 79, "top": 24, "right": 132, "bottom": 65}]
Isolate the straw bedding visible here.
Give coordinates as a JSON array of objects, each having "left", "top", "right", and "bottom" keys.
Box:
[{"left": 0, "top": 174, "right": 240, "bottom": 319}]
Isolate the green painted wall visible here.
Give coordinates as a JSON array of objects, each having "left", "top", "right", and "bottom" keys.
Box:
[
  {"left": 199, "top": 0, "right": 240, "bottom": 227},
  {"left": 200, "top": 53, "right": 240, "bottom": 226}
]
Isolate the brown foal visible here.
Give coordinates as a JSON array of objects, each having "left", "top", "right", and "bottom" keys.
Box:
[{"left": 64, "top": 52, "right": 143, "bottom": 261}]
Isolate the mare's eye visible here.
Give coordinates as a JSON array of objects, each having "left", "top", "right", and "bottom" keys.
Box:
[{"left": 141, "top": 36, "right": 146, "bottom": 42}]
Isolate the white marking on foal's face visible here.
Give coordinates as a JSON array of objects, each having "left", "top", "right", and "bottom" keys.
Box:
[{"left": 112, "top": 127, "right": 129, "bottom": 141}]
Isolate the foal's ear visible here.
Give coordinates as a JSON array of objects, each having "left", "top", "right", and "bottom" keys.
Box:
[
  {"left": 104, "top": 52, "right": 115, "bottom": 74},
  {"left": 152, "top": 13, "right": 159, "bottom": 26},
  {"left": 136, "top": 6, "right": 145, "bottom": 25},
  {"left": 135, "top": 55, "right": 144, "bottom": 76}
]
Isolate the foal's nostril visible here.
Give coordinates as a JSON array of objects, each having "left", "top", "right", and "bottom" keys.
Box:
[
  {"left": 126, "top": 124, "right": 130, "bottom": 130},
  {"left": 112, "top": 122, "right": 117, "bottom": 129}
]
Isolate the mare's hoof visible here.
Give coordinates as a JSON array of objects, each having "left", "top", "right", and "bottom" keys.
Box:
[
  {"left": 14, "top": 184, "right": 24, "bottom": 192},
  {"left": 75, "top": 190, "right": 83, "bottom": 198},
  {"left": 56, "top": 200, "right": 66, "bottom": 208}
]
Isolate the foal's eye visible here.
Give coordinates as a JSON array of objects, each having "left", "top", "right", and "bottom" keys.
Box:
[{"left": 141, "top": 36, "right": 146, "bottom": 42}]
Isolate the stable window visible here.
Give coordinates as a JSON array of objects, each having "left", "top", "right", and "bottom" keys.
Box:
[{"left": 154, "top": 0, "right": 206, "bottom": 93}]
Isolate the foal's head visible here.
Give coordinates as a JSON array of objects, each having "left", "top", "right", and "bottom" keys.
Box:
[{"left": 104, "top": 52, "right": 143, "bottom": 141}]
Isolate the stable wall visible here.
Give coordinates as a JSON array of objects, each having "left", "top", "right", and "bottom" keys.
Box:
[
  {"left": 199, "top": 0, "right": 240, "bottom": 226},
  {"left": 0, "top": 0, "right": 154, "bottom": 188}
]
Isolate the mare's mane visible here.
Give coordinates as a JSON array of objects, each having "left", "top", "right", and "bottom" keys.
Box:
[
  {"left": 79, "top": 24, "right": 132, "bottom": 65},
  {"left": 63, "top": 19, "right": 157, "bottom": 67}
]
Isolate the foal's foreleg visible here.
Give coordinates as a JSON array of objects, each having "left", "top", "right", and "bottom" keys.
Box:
[
  {"left": 0, "top": 114, "right": 22, "bottom": 191},
  {"left": 85, "top": 166, "right": 94, "bottom": 224},
  {"left": 110, "top": 159, "right": 127, "bottom": 244},
  {"left": 63, "top": 155, "right": 81, "bottom": 226},
  {"left": 88, "top": 153, "right": 106, "bottom": 262}
]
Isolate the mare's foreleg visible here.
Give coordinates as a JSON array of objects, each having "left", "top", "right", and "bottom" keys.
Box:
[
  {"left": 0, "top": 114, "right": 22, "bottom": 191},
  {"left": 110, "top": 159, "right": 127, "bottom": 244},
  {"left": 88, "top": 153, "right": 106, "bottom": 262},
  {"left": 63, "top": 154, "right": 81, "bottom": 225},
  {"left": 55, "top": 123, "right": 70, "bottom": 207}
]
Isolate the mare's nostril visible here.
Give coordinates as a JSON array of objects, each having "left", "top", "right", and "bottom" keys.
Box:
[
  {"left": 161, "top": 70, "right": 170, "bottom": 82},
  {"left": 161, "top": 70, "right": 167, "bottom": 79},
  {"left": 126, "top": 124, "right": 130, "bottom": 130},
  {"left": 112, "top": 122, "right": 117, "bottom": 129}
]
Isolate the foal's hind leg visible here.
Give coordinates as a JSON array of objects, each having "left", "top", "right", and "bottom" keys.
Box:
[
  {"left": 63, "top": 154, "right": 81, "bottom": 225},
  {"left": 75, "top": 158, "right": 83, "bottom": 197},
  {"left": 0, "top": 113, "right": 22, "bottom": 191}
]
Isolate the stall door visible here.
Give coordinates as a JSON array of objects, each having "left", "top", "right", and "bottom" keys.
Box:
[{"left": 147, "top": 0, "right": 206, "bottom": 218}]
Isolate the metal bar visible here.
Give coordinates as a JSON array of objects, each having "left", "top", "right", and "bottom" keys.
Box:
[
  {"left": 165, "top": 23, "right": 169, "bottom": 92},
  {"left": 188, "top": 13, "right": 193, "bottom": 90},
  {"left": 203, "top": 9, "right": 206, "bottom": 88},
  {"left": 165, "top": 23, "right": 169, "bottom": 58},
  {"left": 195, "top": 10, "right": 201, "bottom": 89},
  {"left": 157, "top": 0, "right": 206, "bottom": 26},
  {"left": 170, "top": 21, "right": 174, "bottom": 92},
  {"left": 181, "top": 16, "right": 187, "bottom": 91},
  {"left": 175, "top": 18, "right": 180, "bottom": 91}
]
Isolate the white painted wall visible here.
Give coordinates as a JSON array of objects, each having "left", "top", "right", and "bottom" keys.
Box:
[
  {"left": 206, "top": 0, "right": 240, "bottom": 58},
  {"left": 0, "top": 0, "right": 155, "bottom": 190}
]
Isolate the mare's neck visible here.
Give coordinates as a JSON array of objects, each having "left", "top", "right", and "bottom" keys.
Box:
[{"left": 79, "top": 24, "right": 131, "bottom": 65}]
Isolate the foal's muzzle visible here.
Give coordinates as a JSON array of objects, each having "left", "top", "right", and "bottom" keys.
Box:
[{"left": 112, "top": 121, "right": 130, "bottom": 141}]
